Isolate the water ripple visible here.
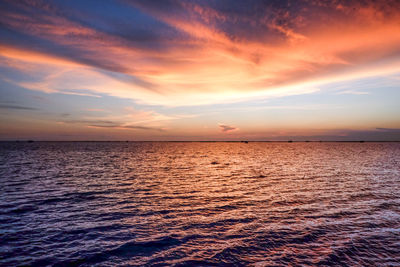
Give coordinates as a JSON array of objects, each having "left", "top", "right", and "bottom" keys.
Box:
[{"left": 1, "top": 142, "right": 399, "bottom": 266}]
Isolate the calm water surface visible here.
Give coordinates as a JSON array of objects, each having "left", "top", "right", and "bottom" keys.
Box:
[{"left": 1, "top": 142, "right": 400, "bottom": 266}]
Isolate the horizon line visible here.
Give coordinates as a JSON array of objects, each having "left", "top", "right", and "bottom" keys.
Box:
[{"left": 1, "top": 140, "right": 399, "bottom": 143}]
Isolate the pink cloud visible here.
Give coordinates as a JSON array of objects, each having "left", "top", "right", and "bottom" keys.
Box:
[{"left": 219, "top": 124, "right": 238, "bottom": 133}]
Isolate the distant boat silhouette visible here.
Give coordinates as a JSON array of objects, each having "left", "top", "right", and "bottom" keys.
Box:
[
  {"left": 288, "top": 140, "right": 293, "bottom": 143},
  {"left": 27, "top": 140, "right": 34, "bottom": 143}
]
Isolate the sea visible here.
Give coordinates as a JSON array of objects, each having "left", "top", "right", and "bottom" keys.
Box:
[{"left": 1, "top": 141, "right": 399, "bottom": 266}]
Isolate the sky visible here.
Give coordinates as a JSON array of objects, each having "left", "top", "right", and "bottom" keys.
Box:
[{"left": 0, "top": 0, "right": 399, "bottom": 141}]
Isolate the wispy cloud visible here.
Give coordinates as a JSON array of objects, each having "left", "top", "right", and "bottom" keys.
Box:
[
  {"left": 252, "top": 128, "right": 400, "bottom": 141},
  {"left": 376, "top": 128, "right": 400, "bottom": 132},
  {"left": 0, "top": 104, "right": 38, "bottom": 110},
  {"left": 336, "top": 90, "right": 370, "bottom": 95},
  {"left": 88, "top": 124, "right": 164, "bottom": 132},
  {"left": 86, "top": 108, "right": 106, "bottom": 112},
  {"left": 58, "top": 91, "right": 102, "bottom": 98},
  {"left": 58, "top": 119, "right": 165, "bottom": 132},
  {"left": 219, "top": 124, "right": 238, "bottom": 133}
]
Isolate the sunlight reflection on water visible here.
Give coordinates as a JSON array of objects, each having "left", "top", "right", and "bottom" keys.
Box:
[{"left": 1, "top": 142, "right": 400, "bottom": 266}]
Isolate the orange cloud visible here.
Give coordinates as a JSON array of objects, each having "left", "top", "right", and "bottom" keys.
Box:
[{"left": 1, "top": 0, "right": 400, "bottom": 106}]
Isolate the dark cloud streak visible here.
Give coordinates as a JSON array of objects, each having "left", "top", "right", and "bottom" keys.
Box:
[
  {"left": 60, "top": 119, "right": 164, "bottom": 132},
  {"left": 0, "top": 104, "right": 38, "bottom": 110},
  {"left": 89, "top": 124, "right": 165, "bottom": 132}
]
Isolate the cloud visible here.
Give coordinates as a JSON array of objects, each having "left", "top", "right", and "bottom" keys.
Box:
[
  {"left": 256, "top": 128, "right": 400, "bottom": 142},
  {"left": 56, "top": 106, "right": 178, "bottom": 131},
  {"left": 0, "top": 0, "right": 400, "bottom": 106},
  {"left": 376, "top": 128, "right": 400, "bottom": 132},
  {"left": 219, "top": 124, "right": 238, "bottom": 133},
  {"left": 86, "top": 108, "right": 106, "bottom": 112},
  {"left": 0, "top": 104, "right": 38, "bottom": 110},
  {"left": 58, "top": 119, "right": 165, "bottom": 131},
  {"left": 336, "top": 90, "right": 370, "bottom": 95},
  {"left": 89, "top": 124, "right": 164, "bottom": 132},
  {"left": 59, "top": 119, "right": 116, "bottom": 125}
]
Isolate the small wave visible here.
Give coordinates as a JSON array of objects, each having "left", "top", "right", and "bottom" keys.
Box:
[
  {"left": 52, "top": 235, "right": 193, "bottom": 266},
  {"left": 2, "top": 204, "right": 38, "bottom": 215},
  {"left": 318, "top": 234, "right": 400, "bottom": 266}
]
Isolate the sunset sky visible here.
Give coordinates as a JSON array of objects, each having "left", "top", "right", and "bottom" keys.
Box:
[{"left": 1, "top": 0, "right": 399, "bottom": 141}]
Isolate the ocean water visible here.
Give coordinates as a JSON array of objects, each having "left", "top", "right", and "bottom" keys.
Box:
[{"left": 0, "top": 141, "right": 399, "bottom": 266}]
